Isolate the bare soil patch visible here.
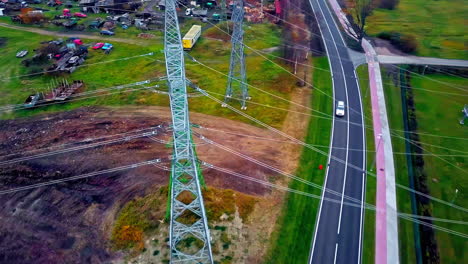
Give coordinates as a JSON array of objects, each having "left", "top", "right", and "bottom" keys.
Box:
[{"left": 0, "top": 104, "right": 308, "bottom": 263}]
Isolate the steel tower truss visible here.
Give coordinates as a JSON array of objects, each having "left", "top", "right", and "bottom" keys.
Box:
[
  {"left": 224, "top": 0, "right": 249, "bottom": 110},
  {"left": 164, "top": 0, "right": 213, "bottom": 263}
]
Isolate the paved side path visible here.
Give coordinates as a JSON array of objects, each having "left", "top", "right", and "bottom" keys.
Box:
[
  {"left": 324, "top": 1, "right": 400, "bottom": 263},
  {"left": 377, "top": 55, "right": 468, "bottom": 67},
  {"left": 362, "top": 39, "right": 399, "bottom": 264},
  {"left": 326, "top": 0, "right": 359, "bottom": 40}
]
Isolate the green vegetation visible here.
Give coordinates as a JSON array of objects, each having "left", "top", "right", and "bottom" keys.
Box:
[
  {"left": 0, "top": 26, "right": 165, "bottom": 118},
  {"left": 111, "top": 187, "right": 168, "bottom": 251},
  {"left": 381, "top": 68, "right": 467, "bottom": 263},
  {"left": 379, "top": 67, "right": 416, "bottom": 263},
  {"left": 265, "top": 56, "right": 332, "bottom": 263},
  {"left": 0, "top": 21, "right": 292, "bottom": 128},
  {"left": 365, "top": 0, "right": 467, "bottom": 59},
  {"left": 203, "top": 188, "right": 258, "bottom": 222},
  {"left": 355, "top": 65, "right": 377, "bottom": 264},
  {"left": 406, "top": 72, "right": 467, "bottom": 263}
]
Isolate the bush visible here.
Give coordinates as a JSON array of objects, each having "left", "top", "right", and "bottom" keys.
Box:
[
  {"left": 399, "top": 34, "right": 418, "bottom": 53},
  {"left": 0, "top": 37, "right": 6, "bottom": 47},
  {"left": 376, "top": 31, "right": 418, "bottom": 53},
  {"left": 378, "top": 0, "right": 399, "bottom": 10}
]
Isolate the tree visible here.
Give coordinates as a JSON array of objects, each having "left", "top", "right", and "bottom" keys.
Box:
[{"left": 347, "top": 0, "right": 377, "bottom": 38}]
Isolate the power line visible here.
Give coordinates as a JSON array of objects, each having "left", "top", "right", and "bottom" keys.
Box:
[
  {"left": 192, "top": 58, "right": 467, "bottom": 172},
  {"left": 195, "top": 131, "right": 468, "bottom": 215},
  {"left": 391, "top": 65, "right": 468, "bottom": 91},
  {"left": 193, "top": 86, "right": 468, "bottom": 213},
  {"left": 201, "top": 88, "right": 468, "bottom": 144},
  {"left": 0, "top": 79, "right": 164, "bottom": 113},
  {"left": 0, "top": 52, "right": 156, "bottom": 81},
  {"left": 254, "top": 48, "right": 468, "bottom": 97},
  {"left": 191, "top": 62, "right": 468, "bottom": 156},
  {"left": 0, "top": 125, "right": 163, "bottom": 160},
  {"left": 205, "top": 163, "right": 468, "bottom": 238},
  {"left": 0, "top": 159, "right": 161, "bottom": 195},
  {"left": 195, "top": 126, "right": 468, "bottom": 157},
  {"left": 0, "top": 129, "right": 161, "bottom": 166}
]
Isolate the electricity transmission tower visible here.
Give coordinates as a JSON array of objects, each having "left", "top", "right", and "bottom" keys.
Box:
[
  {"left": 164, "top": 0, "right": 213, "bottom": 263},
  {"left": 224, "top": 0, "right": 249, "bottom": 110}
]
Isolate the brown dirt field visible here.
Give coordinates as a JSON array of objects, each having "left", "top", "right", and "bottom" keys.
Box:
[{"left": 0, "top": 102, "right": 310, "bottom": 263}]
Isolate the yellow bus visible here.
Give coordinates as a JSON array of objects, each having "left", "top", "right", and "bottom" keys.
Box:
[{"left": 182, "top": 25, "right": 202, "bottom": 50}]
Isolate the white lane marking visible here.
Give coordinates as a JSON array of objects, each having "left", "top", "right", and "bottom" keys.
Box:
[
  {"left": 354, "top": 67, "right": 367, "bottom": 264},
  {"left": 315, "top": 0, "right": 350, "bottom": 237},
  {"left": 307, "top": 0, "right": 337, "bottom": 261},
  {"left": 334, "top": 242, "right": 339, "bottom": 264},
  {"left": 320, "top": 0, "right": 368, "bottom": 260},
  {"left": 308, "top": 0, "right": 351, "bottom": 263}
]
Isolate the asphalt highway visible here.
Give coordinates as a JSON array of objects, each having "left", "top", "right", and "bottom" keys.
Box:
[{"left": 307, "top": 0, "right": 366, "bottom": 263}]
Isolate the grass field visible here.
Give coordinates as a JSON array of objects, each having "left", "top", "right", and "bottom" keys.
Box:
[
  {"left": 0, "top": 21, "right": 293, "bottom": 128},
  {"left": 379, "top": 67, "right": 416, "bottom": 264},
  {"left": 264, "top": 56, "right": 332, "bottom": 263},
  {"left": 0, "top": 26, "right": 165, "bottom": 119},
  {"left": 355, "top": 65, "right": 376, "bottom": 264},
  {"left": 406, "top": 72, "right": 467, "bottom": 263},
  {"left": 365, "top": 0, "right": 467, "bottom": 60},
  {"left": 381, "top": 67, "right": 467, "bottom": 263}
]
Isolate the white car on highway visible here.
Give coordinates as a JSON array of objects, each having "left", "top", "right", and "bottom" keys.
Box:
[{"left": 336, "top": 101, "right": 345, "bottom": 117}]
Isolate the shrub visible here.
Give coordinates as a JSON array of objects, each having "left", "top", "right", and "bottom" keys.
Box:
[
  {"left": 378, "top": 0, "right": 399, "bottom": 9},
  {"left": 112, "top": 225, "right": 145, "bottom": 251},
  {"left": 376, "top": 31, "right": 418, "bottom": 53},
  {"left": 0, "top": 37, "right": 6, "bottom": 47},
  {"left": 399, "top": 34, "right": 418, "bottom": 53}
]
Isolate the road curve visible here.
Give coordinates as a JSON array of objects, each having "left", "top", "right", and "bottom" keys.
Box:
[{"left": 307, "top": 0, "right": 366, "bottom": 263}]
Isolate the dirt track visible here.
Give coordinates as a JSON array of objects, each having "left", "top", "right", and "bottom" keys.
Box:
[{"left": 0, "top": 23, "right": 159, "bottom": 45}]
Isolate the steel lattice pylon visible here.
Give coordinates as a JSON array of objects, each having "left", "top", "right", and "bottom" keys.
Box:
[
  {"left": 224, "top": 0, "right": 249, "bottom": 110},
  {"left": 164, "top": 0, "right": 213, "bottom": 263}
]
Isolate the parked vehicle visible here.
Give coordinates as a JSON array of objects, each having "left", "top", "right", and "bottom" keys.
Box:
[
  {"left": 182, "top": 25, "right": 201, "bottom": 50},
  {"left": 74, "top": 12, "right": 87, "bottom": 18},
  {"left": 100, "top": 30, "right": 115, "bottom": 36},
  {"left": 185, "top": 8, "right": 208, "bottom": 17},
  {"left": 63, "top": 8, "right": 71, "bottom": 17},
  {"left": 212, "top": 13, "right": 221, "bottom": 21},
  {"left": 335, "top": 101, "right": 345, "bottom": 117},
  {"left": 73, "top": 39, "right": 83, "bottom": 45},
  {"left": 88, "top": 19, "right": 104, "bottom": 29},
  {"left": 23, "top": 93, "right": 43, "bottom": 108},
  {"left": 92, "top": 42, "right": 105, "bottom": 49},
  {"left": 101, "top": 43, "right": 113, "bottom": 50},
  {"left": 16, "top": 50, "right": 28, "bottom": 58},
  {"left": 68, "top": 56, "right": 79, "bottom": 64}
]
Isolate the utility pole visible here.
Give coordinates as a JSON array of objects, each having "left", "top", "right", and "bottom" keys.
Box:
[
  {"left": 164, "top": 0, "right": 213, "bottom": 262},
  {"left": 224, "top": 0, "right": 249, "bottom": 110}
]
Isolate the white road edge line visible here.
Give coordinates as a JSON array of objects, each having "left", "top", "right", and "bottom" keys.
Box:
[
  {"left": 318, "top": 0, "right": 366, "bottom": 263},
  {"left": 314, "top": 0, "right": 351, "bottom": 237},
  {"left": 355, "top": 68, "right": 367, "bottom": 264},
  {"left": 308, "top": 0, "right": 337, "bottom": 262}
]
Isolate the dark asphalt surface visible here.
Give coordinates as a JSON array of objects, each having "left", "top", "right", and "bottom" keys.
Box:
[{"left": 307, "top": 0, "right": 366, "bottom": 263}]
